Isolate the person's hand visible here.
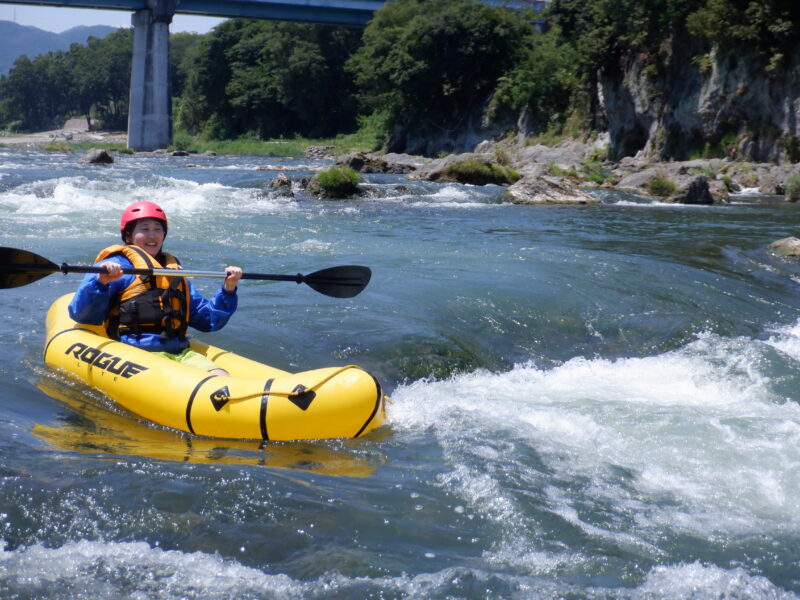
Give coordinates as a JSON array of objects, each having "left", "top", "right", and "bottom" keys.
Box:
[
  {"left": 223, "top": 266, "right": 242, "bottom": 291},
  {"left": 97, "top": 261, "right": 123, "bottom": 285}
]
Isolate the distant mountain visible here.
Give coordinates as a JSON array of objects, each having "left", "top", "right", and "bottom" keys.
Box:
[{"left": 0, "top": 21, "right": 118, "bottom": 74}]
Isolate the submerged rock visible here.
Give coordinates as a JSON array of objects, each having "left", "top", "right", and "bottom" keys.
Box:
[
  {"left": 768, "top": 236, "right": 800, "bottom": 258},
  {"left": 79, "top": 148, "right": 114, "bottom": 164},
  {"left": 269, "top": 172, "right": 294, "bottom": 197}
]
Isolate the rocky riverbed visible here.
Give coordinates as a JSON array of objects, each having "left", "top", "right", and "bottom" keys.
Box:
[{"left": 336, "top": 135, "right": 800, "bottom": 205}]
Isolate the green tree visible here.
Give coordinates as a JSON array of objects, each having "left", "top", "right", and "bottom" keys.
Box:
[
  {"left": 0, "top": 27, "right": 198, "bottom": 133},
  {"left": 171, "top": 32, "right": 203, "bottom": 98},
  {"left": 686, "top": 0, "right": 800, "bottom": 67},
  {"left": 70, "top": 41, "right": 108, "bottom": 130},
  {"left": 178, "top": 19, "right": 360, "bottom": 140},
  {"left": 486, "top": 25, "right": 580, "bottom": 135},
  {"left": 74, "top": 30, "right": 133, "bottom": 130},
  {"left": 176, "top": 23, "right": 236, "bottom": 137},
  {"left": 549, "top": 0, "right": 701, "bottom": 73},
  {"left": 348, "top": 0, "right": 532, "bottom": 153},
  {"left": 0, "top": 53, "right": 70, "bottom": 131}
]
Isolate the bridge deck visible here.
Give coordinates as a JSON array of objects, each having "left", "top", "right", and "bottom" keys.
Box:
[{"left": 0, "top": 0, "right": 546, "bottom": 26}]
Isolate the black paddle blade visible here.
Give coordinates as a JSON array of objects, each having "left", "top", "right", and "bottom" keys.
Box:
[
  {"left": 0, "top": 247, "right": 60, "bottom": 289},
  {"left": 303, "top": 265, "right": 371, "bottom": 298}
]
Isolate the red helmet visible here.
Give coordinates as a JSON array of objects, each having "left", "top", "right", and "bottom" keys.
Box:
[{"left": 120, "top": 201, "right": 167, "bottom": 240}]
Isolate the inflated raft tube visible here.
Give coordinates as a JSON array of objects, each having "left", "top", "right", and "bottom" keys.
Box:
[{"left": 43, "top": 294, "right": 386, "bottom": 441}]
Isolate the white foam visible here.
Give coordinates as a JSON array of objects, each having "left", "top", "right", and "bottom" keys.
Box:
[
  {"left": 730, "top": 187, "right": 763, "bottom": 196},
  {"left": 1, "top": 539, "right": 794, "bottom": 599},
  {"left": 390, "top": 331, "right": 800, "bottom": 545},
  {"left": 0, "top": 539, "right": 299, "bottom": 599},
  {"left": 766, "top": 318, "right": 800, "bottom": 362},
  {"left": 430, "top": 185, "right": 474, "bottom": 200},
  {"left": 2, "top": 177, "right": 123, "bottom": 215},
  {"left": 0, "top": 174, "right": 302, "bottom": 237},
  {"left": 610, "top": 198, "right": 662, "bottom": 206},
  {"left": 287, "top": 239, "right": 334, "bottom": 254},
  {"left": 382, "top": 184, "right": 501, "bottom": 208},
  {"left": 637, "top": 562, "right": 797, "bottom": 599}
]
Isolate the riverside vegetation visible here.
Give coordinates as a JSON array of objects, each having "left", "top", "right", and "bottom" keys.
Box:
[{"left": 0, "top": 0, "right": 798, "bottom": 202}]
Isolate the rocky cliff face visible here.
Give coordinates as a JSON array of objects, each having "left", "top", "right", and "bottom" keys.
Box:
[
  {"left": 385, "top": 95, "right": 515, "bottom": 158},
  {"left": 599, "top": 40, "right": 800, "bottom": 163}
]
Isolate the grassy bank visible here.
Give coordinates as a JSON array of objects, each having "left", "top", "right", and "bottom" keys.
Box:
[
  {"left": 171, "top": 135, "right": 309, "bottom": 157},
  {"left": 172, "top": 127, "right": 381, "bottom": 157},
  {"left": 29, "top": 131, "right": 377, "bottom": 157},
  {"left": 5, "top": 115, "right": 384, "bottom": 157}
]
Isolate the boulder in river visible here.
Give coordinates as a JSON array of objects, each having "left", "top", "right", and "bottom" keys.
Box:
[
  {"left": 269, "top": 172, "right": 294, "bottom": 197},
  {"left": 79, "top": 148, "right": 114, "bottom": 164},
  {"left": 411, "top": 152, "right": 520, "bottom": 185},
  {"left": 667, "top": 175, "right": 716, "bottom": 205},
  {"left": 768, "top": 236, "right": 800, "bottom": 258},
  {"left": 337, "top": 152, "right": 417, "bottom": 174},
  {"left": 307, "top": 166, "right": 362, "bottom": 199},
  {"left": 504, "top": 176, "right": 599, "bottom": 205}
]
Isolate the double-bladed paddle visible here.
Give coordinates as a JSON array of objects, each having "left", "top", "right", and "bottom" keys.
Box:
[{"left": 0, "top": 247, "right": 371, "bottom": 298}]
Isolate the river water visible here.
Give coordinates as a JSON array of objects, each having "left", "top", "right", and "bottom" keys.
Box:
[{"left": 2, "top": 146, "right": 800, "bottom": 599}]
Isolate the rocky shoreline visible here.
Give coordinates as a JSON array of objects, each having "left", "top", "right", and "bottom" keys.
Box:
[
  {"left": 333, "top": 135, "right": 799, "bottom": 205},
  {"left": 4, "top": 125, "right": 798, "bottom": 205}
]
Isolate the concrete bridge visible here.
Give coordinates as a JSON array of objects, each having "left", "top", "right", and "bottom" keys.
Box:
[{"left": 0, "top": 0, "right": 547, "bottom": 150}]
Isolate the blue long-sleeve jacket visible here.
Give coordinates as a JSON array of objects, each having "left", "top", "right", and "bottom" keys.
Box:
[{"left": 68, "top": 254, "right": 238, "bottom": 353}]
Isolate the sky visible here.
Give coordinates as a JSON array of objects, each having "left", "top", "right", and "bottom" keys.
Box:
[{"left": 0, "top": 3, "right": 226, "bottom": 33}]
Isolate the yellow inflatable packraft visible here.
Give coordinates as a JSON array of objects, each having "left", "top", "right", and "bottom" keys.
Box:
[{"left": 44, "top": 294, "right": 387, "bottom": 441}]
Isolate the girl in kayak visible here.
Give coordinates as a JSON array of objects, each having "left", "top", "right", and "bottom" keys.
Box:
[{"left": 68, "top": 201, "right": 242, "bottom": 375}]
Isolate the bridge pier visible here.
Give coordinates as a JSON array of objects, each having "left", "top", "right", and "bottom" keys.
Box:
[{"left": 127, "top": 0, "right": 176, "bottom": 151}]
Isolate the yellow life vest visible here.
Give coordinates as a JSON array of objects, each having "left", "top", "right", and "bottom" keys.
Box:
[{"left": 94, "top": 244, "right": 190, "bottom": 341}]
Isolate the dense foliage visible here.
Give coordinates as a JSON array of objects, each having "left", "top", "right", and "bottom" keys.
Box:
[
  {"left": 177, "top": 20, "right": 361, "bottom": 140},
  {"left": 484, "top": 23, "right": 579, "bottom": 136},
  {"left": 548, "top": 0, "right": 800, "bottom": 74},
  {"left": 548, "top": 0, "right": 698, "bottom": 71},
  {"left": 685, "top": 0, "right": 800, "bottom": 69},
  {"left": 347, "top": 0, "right": 531, "bottom": 151},
  {"left": 0, "top": 29, "right": 200, "bottom": 133},
  {"left": 0, "top": 30, "right": 134, "bottom": 132}
]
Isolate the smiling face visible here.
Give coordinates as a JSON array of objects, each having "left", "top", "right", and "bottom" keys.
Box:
[{"left": 125, "top": 218, "right": 165, "bottom": 258}]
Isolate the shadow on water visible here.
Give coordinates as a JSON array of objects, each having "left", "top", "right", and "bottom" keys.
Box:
[
  {"left": 34, "top": 376, "right": 386, "bottom": 478},
  {"left": 375, "top": 333, "right": 510, "bottom": 383}
]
